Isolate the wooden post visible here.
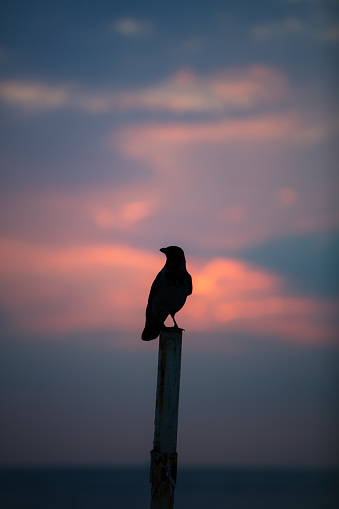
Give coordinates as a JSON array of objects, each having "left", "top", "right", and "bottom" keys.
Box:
[{"left": 150, "top": 328, "right": 183, "bottom": 509}]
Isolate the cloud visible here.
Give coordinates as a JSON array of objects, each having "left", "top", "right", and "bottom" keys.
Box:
[
  {"left": 237, "top": 230, "right": 339, "bottom": 299},
  {"left": 0, "top": 239, "right": 158, "bottom": 335},
  {"left": 0, "top": 80, "right": 108, "bottom": 112},
  {"left": 89, "top": 199, "right": 156, "bottom": 230},
  {"left": 183, "top": 257, "right": 336, "bottom": 343},
  {"left": 109, "top": 112, "right": 338, "bottom": 254},
  {"left": 252, "top": 18, "right": 304, "bottom": 41},
  {"left": 279, "top": 187, "right": 298, "bottom": 206},
  {"left": 0, "top": 81, "right": 69, "bottom": 110},
  {"left": 116, "top": 113, "right": 332, "bottom": 161},
  {"left": 316, "top": 24, "right": 339, "bottom": 43},
  {"left": 0, "top": 238, "right": 336, "bottom": 345},
  {"left": 0, "top": 188, "right": 158, "bottom": 245},
  {"left": 114, "top": 66, "right": 289, "bottom": 113},
  {"left": 0, "top": 65, "right": 289, "bottom": 114},
  {"left": 1, "top": 89, "right": 336, "bottom": 258},
  {"left": 87, "top": 193, "right": 157, "bottom": 232},
  {"left": 252, "top": 17, "right": 339, "bottom": 43},
  {"left": 111, "top": 18, "right": 153, "bottom": 37}
]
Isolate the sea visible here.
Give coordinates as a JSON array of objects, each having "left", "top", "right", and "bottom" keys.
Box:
[{"left": 1, "top": 467, "right": 338, "bottom": 509}]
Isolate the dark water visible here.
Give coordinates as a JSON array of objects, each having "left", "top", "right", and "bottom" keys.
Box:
[{"left": 1, "top": 467, "right": 338, "bottom": 509}]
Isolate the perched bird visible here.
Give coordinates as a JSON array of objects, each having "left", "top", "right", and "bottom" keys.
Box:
[{"left": 142, "top": 246, "right": 192, "bottom": 341}]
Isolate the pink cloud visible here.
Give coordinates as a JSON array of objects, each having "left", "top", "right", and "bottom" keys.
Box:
[
  {"left": 111, "top": 111, "right": 337, "bottom": 252},
  {"left": 0, "top": 239, "right": 159, "bottom": 334},
  {"left": 116, "top": 113, "right": 329, "bottom": 160},
  {"left": 0, "top": 239, "right": 336, "bottom": 347}
]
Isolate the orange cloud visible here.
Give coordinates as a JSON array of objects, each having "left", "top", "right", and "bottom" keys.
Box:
[
  {"left": 0, "top": 239, "right": 336, "bottom": 346},
  {"left": 0, "top": 65, "right": 289, "bottom": 114},
  {"left": 0, "top": 239, "right": 160, "bottom": 334},
  {"left": 180, "top": 258, "right": 336, "bottom": 345},
  {"left": 0, "top": 81, "right": 70, "bottom": 110}
]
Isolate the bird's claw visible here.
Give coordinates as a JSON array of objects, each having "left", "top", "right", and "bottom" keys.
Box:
[{"left": 161, "top": 324, "right": 185, "bottom": 332}]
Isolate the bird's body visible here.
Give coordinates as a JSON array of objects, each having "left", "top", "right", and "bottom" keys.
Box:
[{"left": 142, "top": 246, "right": 192, "bottom": 341}]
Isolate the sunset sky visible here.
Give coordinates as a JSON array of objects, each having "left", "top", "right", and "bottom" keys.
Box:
[{"left": 1, "top": 0, "right": 338, "bottom": 467}]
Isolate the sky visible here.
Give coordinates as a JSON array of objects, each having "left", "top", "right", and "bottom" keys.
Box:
[{"left": 0, "top": 0, "right": 338, "bottom": 468}]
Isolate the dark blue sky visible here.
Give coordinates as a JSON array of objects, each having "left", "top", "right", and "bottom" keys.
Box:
[{"left": 0, "top": 0, "right": 338, "bottom": 467}]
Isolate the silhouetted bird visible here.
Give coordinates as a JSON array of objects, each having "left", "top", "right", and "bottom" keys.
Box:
[{"left": 142, "top": 246, "right": 192, "bottom": 341}]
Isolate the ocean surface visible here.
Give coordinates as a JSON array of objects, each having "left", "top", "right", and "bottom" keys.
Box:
[{"left": 1, "top": 467, "right": 338, "bottom": 509}]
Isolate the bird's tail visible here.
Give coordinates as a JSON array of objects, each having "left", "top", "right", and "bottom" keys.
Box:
[{"left": 141, "top": 323, "right": 161, "bottom": 341}]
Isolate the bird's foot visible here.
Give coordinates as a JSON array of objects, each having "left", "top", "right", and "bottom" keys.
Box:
[{"left": 169, "top": 325, "right": 185, "bottom": 332}]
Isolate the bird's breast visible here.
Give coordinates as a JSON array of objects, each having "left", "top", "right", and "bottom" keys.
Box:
[{"left": 152, "top": 273, "right": 190, "bottom": 314}]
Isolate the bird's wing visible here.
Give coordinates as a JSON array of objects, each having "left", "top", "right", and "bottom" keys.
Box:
[{"left": 145, "top": 270, "right": 163, "bottom": 314}]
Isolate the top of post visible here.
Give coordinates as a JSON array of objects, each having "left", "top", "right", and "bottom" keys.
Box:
[{"left": 159, "top": 328, "right": 183, "bottom": 341}]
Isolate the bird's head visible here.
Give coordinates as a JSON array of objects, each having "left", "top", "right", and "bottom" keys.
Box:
[{"left": 160, "top": 246, "right": 186, "bottom": 268}]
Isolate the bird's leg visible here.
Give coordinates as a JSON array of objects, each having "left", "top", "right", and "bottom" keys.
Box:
[
  {"left": 171, "top": 313, "right": 178, "bottom": 327},
  {"left": 170, "top": 314, "right": 185, "bottom": 331}
]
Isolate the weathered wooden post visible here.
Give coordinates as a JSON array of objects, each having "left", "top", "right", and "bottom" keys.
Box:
[{"left": 150, "top": 328, "right": 183, "bottom": 509}]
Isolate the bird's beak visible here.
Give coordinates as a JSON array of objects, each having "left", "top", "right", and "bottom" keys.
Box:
[{"left": 160, "top": 247, "right": 167, "bottom": 254}]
